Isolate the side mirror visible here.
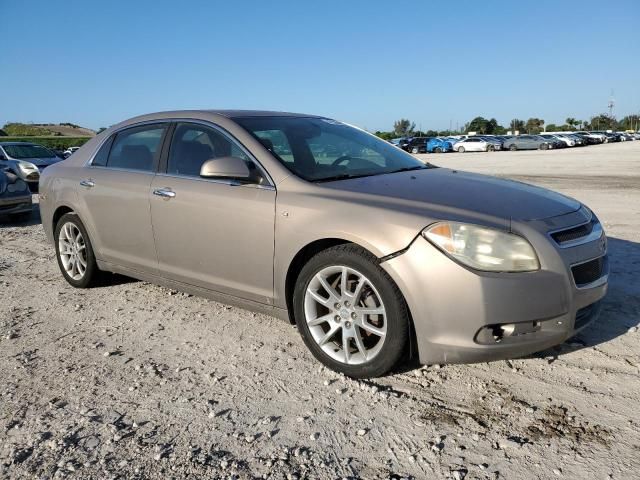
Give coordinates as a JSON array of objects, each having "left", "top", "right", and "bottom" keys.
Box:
[{"left": 199, "top": 156, "right": 251, "bottom": 180}]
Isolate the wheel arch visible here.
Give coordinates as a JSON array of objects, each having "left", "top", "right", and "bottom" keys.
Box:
[
  {"left": 284, "top": 238, "right": 420, "bottom": 364},
  {"left": 52, "top": 205, "right": 75, "bottom": 232},
  {"left": 284, "top": 238, "right": 352, "bottom": 324}
]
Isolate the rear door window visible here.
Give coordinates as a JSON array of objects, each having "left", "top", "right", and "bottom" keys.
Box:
[
  {"left": 92, "top": 135, "right": 115, "bottom": 167},
  {"left": 106, "top": 124, "right": 167, "bottom": 172}
]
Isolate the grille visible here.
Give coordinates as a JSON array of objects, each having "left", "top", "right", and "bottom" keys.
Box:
[
  {"left": 571, "top": 257, "right": 605, "bottom": 287},
  {"left": 551, "top": 219, "right": 595, "bottom": 245}
]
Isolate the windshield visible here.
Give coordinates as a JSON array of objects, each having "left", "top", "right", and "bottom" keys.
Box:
[
  {"left": 235, "top": 116, "right": 433, "bottom": 182},
  {"left": 3, "top": 144, "right": 56, "bottom": 159}
]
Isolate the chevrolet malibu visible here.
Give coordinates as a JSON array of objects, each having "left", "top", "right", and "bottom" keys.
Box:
[{"left": 39, "top": 110, "right": 608, "bottom": 378}]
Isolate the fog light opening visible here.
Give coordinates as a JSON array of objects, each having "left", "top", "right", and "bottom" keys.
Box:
[{"left": 477, "top": 321, "right": 542, "bottom": 345}]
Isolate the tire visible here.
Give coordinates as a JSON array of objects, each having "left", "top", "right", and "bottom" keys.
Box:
[
  {"left": 540, "top": 143, "right": 549, "bottom": 150},
  {"left": 411, "top": 147, "right": 419, "bottom": 154},
  {"left": 487, "top": 145, "right": 495, "bottom": 152},
  {"left": 293, "top": 244, "right": 410, "bottom": 378},
  {"left": 509, "top": 144, "right": 517, "bottom": 151},
  {"left": 54, "top": 213, "right": 101, "bottom": 288},
  {"left": 435, "top": 147, "right": 442, "bottom": 153},
  {"left": 457, "top": 146, "right": 465, "bottom": 153}
]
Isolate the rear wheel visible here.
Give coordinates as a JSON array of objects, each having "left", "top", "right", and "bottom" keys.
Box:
[
  {"left": 411, "top": 147, "right": 419, "bottom": 154},
  {"left": 487, "top": 144, "right": 495, "bottom": 152},
  {"left": 457, "top": 146, "right": 465, "bottom": 153},
  {"left": 54, "top": 213, "right": 101, "bottom": 288},
  {"left": 540, "top": 143, "right": 549, "bottom": 150},
  {"left": 293, "top": 244, "right": 409, "bottom": 378},
  {"left": 435, "top": 147, "right": 442, "bottom": 153},
  {"left": 509, "top": 144, "right": 517, "bottom": 151}
]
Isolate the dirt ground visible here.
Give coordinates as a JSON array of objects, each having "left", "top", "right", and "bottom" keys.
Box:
[{"left": 1, "top": 141, "right": 638, "bottom": 480}]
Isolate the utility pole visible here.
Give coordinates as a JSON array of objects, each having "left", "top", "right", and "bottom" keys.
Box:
[{"left": 608, "top": 89, "right": 615, "bottom": 119}]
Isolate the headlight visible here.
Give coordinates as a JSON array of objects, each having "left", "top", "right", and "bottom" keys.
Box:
[
  {"left": 17, "top": 161, "right": 38, "bottom": 173},
  {"left": 422, "top": 222, "right": 540, "bottom": 272}
]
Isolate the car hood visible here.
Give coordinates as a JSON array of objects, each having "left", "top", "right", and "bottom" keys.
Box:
[
  {"left": 12, "top": 157, "right": 60, "bottom": 166},
  {"left": 324, "top": 168, "right": 580, "bottom": 222}
]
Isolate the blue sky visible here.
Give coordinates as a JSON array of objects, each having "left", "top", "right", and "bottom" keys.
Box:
[{"left": 2, "top": 0, "right": 638, "bottom": 131}]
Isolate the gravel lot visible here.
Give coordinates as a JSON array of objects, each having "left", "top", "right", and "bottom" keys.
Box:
[{"left": 1, "top": 141, "right": 639, "bottom": 479}]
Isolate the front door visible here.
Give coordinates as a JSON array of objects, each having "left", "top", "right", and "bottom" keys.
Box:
[{"left": 149, "top": 122, "right": 276, "bottom": 304}]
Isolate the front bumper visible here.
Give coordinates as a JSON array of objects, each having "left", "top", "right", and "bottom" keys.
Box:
[
  {"left": 0, "top": 194, "right": 33, "bottom": 215},
  {"left": 381, "top": 207, "right": 608, "bottom": 364}
]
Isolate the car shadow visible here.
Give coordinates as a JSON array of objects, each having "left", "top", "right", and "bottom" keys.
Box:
[{"left": 534, "top": 236, "right": 640, "bottom": 360}]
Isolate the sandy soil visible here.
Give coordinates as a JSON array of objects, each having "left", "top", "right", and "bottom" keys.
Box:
[{"left": 1, "top": 141, "right": 639, "bottom": 479}]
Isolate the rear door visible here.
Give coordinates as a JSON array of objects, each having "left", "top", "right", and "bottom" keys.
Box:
[
  {"left": 467, "top": 138, "right": 482, "bottom": 151},
  {"left": 149, "top": 121, "right": 276, "bottom": 304},
  {"left": 79, "top": 123, "right": 169, "bottom": 272}
]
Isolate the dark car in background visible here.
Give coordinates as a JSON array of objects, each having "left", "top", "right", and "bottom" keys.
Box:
[
  {"left": 0, "top": 142, "right": 63, "bottom": 192},
  {"left": 0, "top": 168, "right": 32, "bottom": 222},
  {"left": 404, "top": 137, "right": 429, "bottom": 153},
  {"left": 502, "top": 135, "right": 552, "bottom": 151},
  {"left": 539, "top": 134, "right": 567, "bottom": 149},
  {"left": 573, "top": 133, "right": 600, "bottom": 145}
]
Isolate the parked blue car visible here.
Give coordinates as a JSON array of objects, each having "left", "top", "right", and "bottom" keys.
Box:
[{"left": 427, "top": 137, "right": 454, "bottom": 153}]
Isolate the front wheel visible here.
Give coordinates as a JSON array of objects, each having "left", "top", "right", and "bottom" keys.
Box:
[
  {"left": 486, "top": 144, "right": 495, "bottom": 152},
  {"left": 293, "top": 245, "right": 409, "bottom": 378},
  {"left": 54, "top": 213, "right": 101, "bottom": 288},
  {"left": 435, "top": 147, "right": 442, "bottom": 153},
  {"left": 540, "top": 143, "right": 549, "bottom": 150},
  {"left": 509, "top": 144, "right": 518, "bottom": 151},
  {"left": 411, "top": 147, "right": 419, "bottom": 154},
  {"left": 457, "top": 146, "right": 465, "bottom": 153}
]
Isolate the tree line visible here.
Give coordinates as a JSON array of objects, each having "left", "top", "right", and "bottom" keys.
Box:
[{"left": 375, "top": 114, "right": 640, "bottom": 139}]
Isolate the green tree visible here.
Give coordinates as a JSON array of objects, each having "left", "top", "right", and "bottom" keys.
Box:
[
  {"left": 546, "top": 123, "right": 559, "bottom": 132},
  {"left": 525, "top": 118, "right": 545, "bottom": 134},
  {"left": 374, "top": 131, "right": 395, "bottom": 141},
  {"left": 590, "top": 114, "right": 616, "bottom": 130},
  {"left": 618, "top": 115, "right": 640, "bottom": 131},
  {"left": 466, "top": 116, "right": 489, "bottom": 133},
  {"left": 565, "top": 117, "right": 582, "bottom": 130},
  {"left": 509, "top": 118, "right": 525, "bottom": 133},
  {"left": 393, "top": 119, "right": 415, "bottom": 136}
]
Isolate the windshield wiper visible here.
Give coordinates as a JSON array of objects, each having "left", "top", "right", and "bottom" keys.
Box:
[
  {"left": 385, "top": 164, "right": 433, "bottom": 174},
  {"left": 312, "top": 172, "right": 380, "bottom": 183}
]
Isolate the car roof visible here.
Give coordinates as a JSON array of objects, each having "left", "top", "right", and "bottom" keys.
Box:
[
  {"left": 112, "top": 109, "right": 327, "bottom": 130},
  {"left": 204, "top": 109, "right": 323, "bottom": 118}
]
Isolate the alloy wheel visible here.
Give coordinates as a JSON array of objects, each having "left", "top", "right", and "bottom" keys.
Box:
[
  {"left": 58, "top": 222, "right": 87, "bottom": 280},
  {"left": 304, "top": 265, "right": 387, "bottom": 365}
]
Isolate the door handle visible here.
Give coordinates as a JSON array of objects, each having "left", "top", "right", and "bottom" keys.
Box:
[
  {"left": 79, "top": 179, "right": 95, "bottom": 188},
  {"left": 153, "top": 188, "right": 176, "bottom": 199}
]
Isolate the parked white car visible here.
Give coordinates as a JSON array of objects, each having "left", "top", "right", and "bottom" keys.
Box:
[
  {"left": 454, "top": 137, "right": 500, "bottom": 152},
  {"left": 63, "top": 146, "right": 81, "bottom": 157}
]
